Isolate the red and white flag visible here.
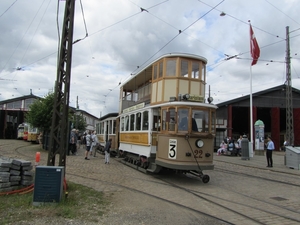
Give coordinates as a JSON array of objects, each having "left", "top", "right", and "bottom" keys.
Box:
[{"left": 250, "top": 24, "right": 260, "bottom": 66}]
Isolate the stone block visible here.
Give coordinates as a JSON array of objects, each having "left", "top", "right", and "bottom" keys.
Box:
[
  {"left": 0, "top": 182, "right": 11, "bottom": 188},
  {"left": 22, "top": 165, "right": 33, "bottom": 171},
  {"left": 10, "top": 164, "right": 21, "bottom": 170},
  {"left": 0, "top": 159, "right": 12, "bottom": 167},
  {"left": 22, "top": 175, "right": 33, "bottom": 181},
  {"left": 20, "top": 180, "right": 33, "bottom": 186},
  {"left": 0, "top": 177, "right": 9, "bottom": 183},
  {"left": 22, "top": 170, "right": 34, "bottom": 176},
  {"left": 10, "top": 176, "right": 21, "bottom": 181},
  {"left": 12, "top": 159, "right": 31, "bottom": 167},
  {"left": 0, "top": 167, "right": 10, "bottom": 172}
]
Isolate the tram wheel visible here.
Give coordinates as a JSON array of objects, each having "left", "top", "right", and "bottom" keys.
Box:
[{"left": 202, "top": 175, "right": 210, "bottom": 183}]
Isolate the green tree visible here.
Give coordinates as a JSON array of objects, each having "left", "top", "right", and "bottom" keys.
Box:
[
  {"left": 70, "top": 113, "right": 87, "bottom": 131},
  {"left": 26, "top": 93, "right": 87, "bottom": 132},
  {"left": 25, "top": 93, "right": 54, "bottom": 131}
]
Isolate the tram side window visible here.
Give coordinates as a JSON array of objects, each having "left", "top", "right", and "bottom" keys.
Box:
[
  {"left": 120, "top": 117, "right": 124, "bottom": 131},
  {"left": 100, "top": 122, "right": 104, "bottom": 134},
  {"left": 159, "top": 61, "right": 163, "bottom": 78},
  {"left": 166, "top": 59, "right": 176, "bottom": 77},
  {"left": 211, "top": 111, "right": 216, "bottom": 133},
  {"left": 162, "top": 110, "right": 167, "bottom": 131},
  {"left": 130, "top": 114, "right": 135, "bottom": 131},
  {"left": 192, "top": 62, "right": 200, "bottom": 79},
  {"left": 181, "top": 60, "right": 189, "bottom": 77},
  {"left": 125, "top": 115, "right": 129, "bottom": 131},
  {"left": 153, "top": 64, "right": 158, "bottom": 80},
  {"left": 142, "top": 111, "right": 148, "bottom": 130},
  {"left": 136, "top": 112, "right": 141, "bottom": 130},
  {"left": 201, "top": 62, "right": 205, "bottom": 82},
  {"left": 168, "top": 108, "right": 176, "bottom": 131},
  {"left": 178, "top": 109, "right": 189, "bottom": 131}
]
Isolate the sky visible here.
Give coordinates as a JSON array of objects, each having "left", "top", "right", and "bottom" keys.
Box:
[{"left": 0, "top": 0, "right": 300, "bottom": 118}]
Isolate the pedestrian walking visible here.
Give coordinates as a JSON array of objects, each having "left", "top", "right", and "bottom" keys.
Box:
[
  {"left": 104, "top": 138, "right": 112, "bottom": 164},
  {"left": 265, "top": 136, "right": 275, "bottom": 167}
]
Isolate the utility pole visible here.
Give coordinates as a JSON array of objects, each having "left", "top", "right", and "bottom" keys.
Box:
[
  {"left": 47, "top": 0, "right": 76, "bottom": 167},
  {"left": 285, "top": 26, "right": 294, "bottom": 146}
]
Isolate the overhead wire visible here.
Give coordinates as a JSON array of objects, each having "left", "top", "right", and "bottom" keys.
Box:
[
  {"left": 128, "top": 0, "right": 225, "bottom": 77},
  {"left": 1, "top": 0, "right": 48, "bottom": 74},
  {"left": 0, "top": 0, "right": 18, "bottom": 19}
]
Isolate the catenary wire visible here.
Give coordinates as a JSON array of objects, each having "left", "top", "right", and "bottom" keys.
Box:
[{"left": 0, "top": 0, "right": 18, "bottom": 18}]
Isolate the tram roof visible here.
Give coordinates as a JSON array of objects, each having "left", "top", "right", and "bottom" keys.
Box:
[{"left": 121, "top": 53, "right": 207, "bottom": 91}]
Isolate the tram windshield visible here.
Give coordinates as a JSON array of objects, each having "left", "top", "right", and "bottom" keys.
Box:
[{"left": 162, "top": 107, "right": 213, "bottom": 133}]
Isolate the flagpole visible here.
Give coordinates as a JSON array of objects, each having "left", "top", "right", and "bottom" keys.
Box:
[
  {"left": 250, "top": 66, "right": 253, "bottom": 157},
  {"left": 249, "top": 21, "right": 260, "bottom": 158}
]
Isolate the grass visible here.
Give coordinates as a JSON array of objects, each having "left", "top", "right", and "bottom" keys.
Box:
[{"left": 0, "top": 182, "right": 109, "bottom": 225}]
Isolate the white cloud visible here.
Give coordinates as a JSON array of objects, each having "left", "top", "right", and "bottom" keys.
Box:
[{"left": 1, "top": 0, "right": 300, "bottom": 117}]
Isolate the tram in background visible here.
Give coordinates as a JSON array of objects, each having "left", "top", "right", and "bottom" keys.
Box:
[
  {"left": 116, "top": 53, "right": 217, "bottom": 183},
  {"left": 17, "top": 123, "right": 28, "bottom": 140},
  {"left": 27, "top": 127, "right": 40, "bottom": 143},
  {"left": 96, "top": 113, "right": 119, "bottom": 152}
]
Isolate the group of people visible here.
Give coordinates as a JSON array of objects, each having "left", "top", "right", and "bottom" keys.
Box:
[
  {"left": 217, "top": 135, "right": 276, "bottom": 168},
  {"left": 217, "top": 136, "right": 243, "bottom": 156},
  {"left": 69, "top": 129, "right": 112, "bottom": 164}
]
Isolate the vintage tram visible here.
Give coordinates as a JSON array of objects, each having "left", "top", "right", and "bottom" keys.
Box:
[{"left": 116, "top": 53, "right": 217, "bottom": 183}]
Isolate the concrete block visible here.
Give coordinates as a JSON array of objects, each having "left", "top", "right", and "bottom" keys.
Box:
[
  {"left": 10, "top": 164, "right": 21, "bottom": 170},
  {"left": 10, "top": 170, "right": 21, "bottom": 176},
  {"left": 0, "top": 159, "right": 12, "bottom": 167},
  {"left": 22, "top": 170, "right": 34, "bottom": 176},
  {"left": 20, "top": 180, "right": 33, "bottom": 186},
  {"left": 10, "top": 176, "right": 21, "bottom": 181},
  {"left": 0, "top": 172, "right": 10, "bottom": 178},
  {"left": 22, "top": 175, "right": 33, "bottom": 181},
  {"left": 0, "top": 177, "right": 9, "bottom": 183},
  {"left": 0, "top": 182, "right": 11, "bottom": 188},
  {"left": 0, "top": 167, "right": 10, "bottom": 172},
  {"left": 13, "top": 159, "right": 31, "bottom": 167},
  {"left": 22, "top": 165, "right": 33, "bottom": 171}
]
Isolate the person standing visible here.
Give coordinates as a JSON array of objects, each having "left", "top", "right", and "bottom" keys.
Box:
[
  {"left": 91, "top": 131, "right": 99, "bottom": 157},
  {"left": 69, "top": 129, "right": 77, "bottom": 155},
  {"left": 266, "top": 136, "right": 275, "bottom": 167},
  {"left": 104, "top": 138, "right": 112, "bottom": 164},
  {"left": 84, "top": 131, "right": 92, "bottom": 160}
]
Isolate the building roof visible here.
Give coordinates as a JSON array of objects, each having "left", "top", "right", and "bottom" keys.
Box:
[
  {"left": 0, "top": 94, "right": 41, "bottom": 104},
  {"left": 216, "top": 84, "right": 300, "bottom": 107}
]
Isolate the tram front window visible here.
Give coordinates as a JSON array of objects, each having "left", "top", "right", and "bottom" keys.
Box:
[
  {"left": 193, "top": 110, "right": 209, "bottom": 132},
  {"left": 178, "top": 109, "right": 189, "bottom": 131}
]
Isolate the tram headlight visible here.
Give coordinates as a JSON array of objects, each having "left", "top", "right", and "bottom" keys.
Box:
[{"left": 195, "top": 139, "right": 204, "bottom": 148}]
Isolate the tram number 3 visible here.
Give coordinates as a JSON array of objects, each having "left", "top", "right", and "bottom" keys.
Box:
[
  {"left": 168, "top": 139, "right": 177, "bottom": 159},
  {"left": 194, "top": 149, "right": 203, "bottom": 158}
]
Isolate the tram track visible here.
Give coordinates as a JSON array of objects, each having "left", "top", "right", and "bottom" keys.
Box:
[
  {"left": 4, "top": 141, "right": 300, "bottom": 225},
  {"left": 156, "top": 173, "right": 300, "bottom": 225}
]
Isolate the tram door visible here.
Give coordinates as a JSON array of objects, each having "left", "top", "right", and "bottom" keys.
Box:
[{"left": 151, "top": 108, "right": 161, "bottom": 151}]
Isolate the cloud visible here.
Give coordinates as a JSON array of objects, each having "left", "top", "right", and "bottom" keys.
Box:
[{"left": 1, "top": 0, "right": 300, "bottom": 117}]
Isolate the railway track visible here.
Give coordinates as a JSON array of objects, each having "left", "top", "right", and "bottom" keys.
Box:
[{"left": 2, "top": 140, "right": 300, "bottom": 225}]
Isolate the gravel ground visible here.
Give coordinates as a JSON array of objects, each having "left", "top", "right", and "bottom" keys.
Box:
[{"left": 1, "top": 140, "right": 227, "bottom": 225}]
